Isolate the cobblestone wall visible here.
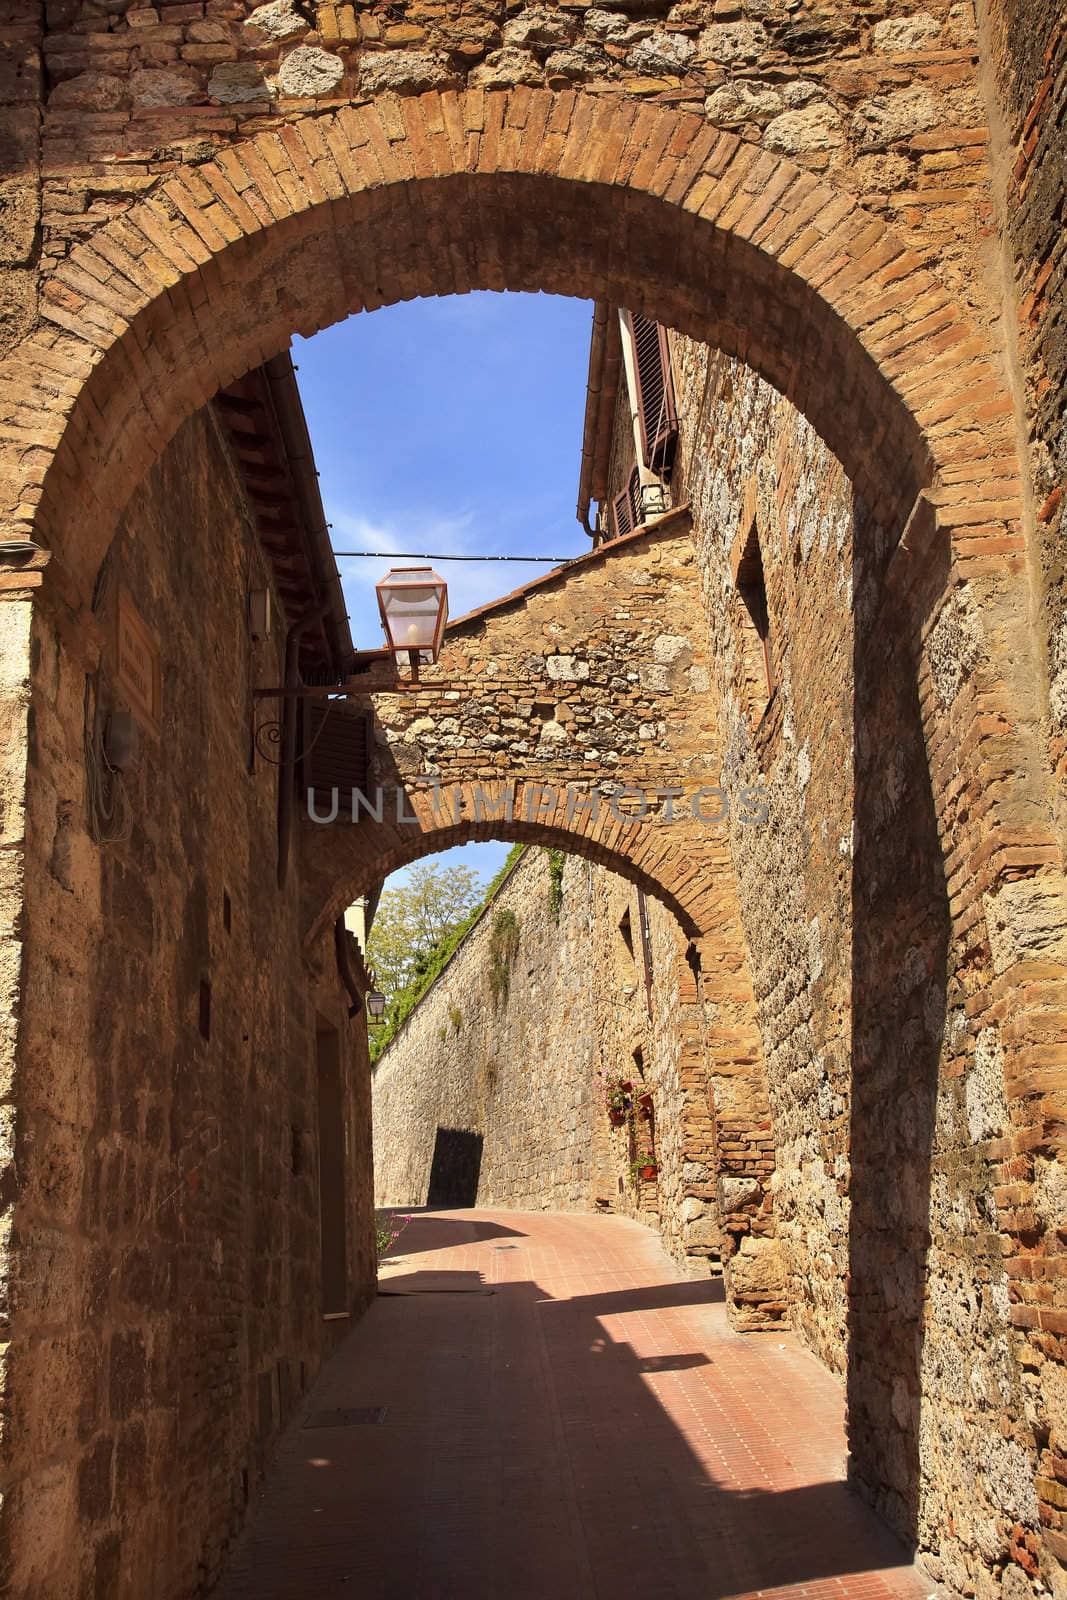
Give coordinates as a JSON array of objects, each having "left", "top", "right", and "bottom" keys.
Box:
[{"left": 372, "top": 846, "right": 719, "bottom": 1273}]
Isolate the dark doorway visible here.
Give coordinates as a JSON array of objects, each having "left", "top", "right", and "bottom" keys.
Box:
[
  {"left": 426, "top": 1127, "right": 484, "bottom": 1207},
  {"left": 316, "top": 1021, "right": 348, "bottom": 1314}
]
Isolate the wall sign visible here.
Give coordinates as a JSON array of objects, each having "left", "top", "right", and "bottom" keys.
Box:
[{"left": 116, "top": 587, "right": 162, "bottom": 732}]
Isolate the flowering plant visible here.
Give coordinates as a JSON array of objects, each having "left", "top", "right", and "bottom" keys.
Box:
[
  {"left": 597, "top": 1073, "right": 634, "bottom": 1116},
  {"left": 374, "top": 1209, "right": 412, "bottom": 1260}
]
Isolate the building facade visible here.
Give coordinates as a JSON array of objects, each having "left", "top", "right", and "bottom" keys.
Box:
[{"left": 0, "top": 0, "right": 1063, "bottom": 1594}]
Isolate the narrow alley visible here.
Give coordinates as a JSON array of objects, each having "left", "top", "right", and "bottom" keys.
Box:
[{"left": 214, "top": 1211, "right": 928, "bottom": 1600}]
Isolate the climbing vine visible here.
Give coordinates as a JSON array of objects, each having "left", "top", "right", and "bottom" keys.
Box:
[
  {"left": 545, "top": 848, "right": 566, "bottom": 922},
  {"left": 369, "top": 843, "right": 526, "bottom": 1063},
  {"left": 487, "top": 909, "right": 520, "bottom": 1006}
]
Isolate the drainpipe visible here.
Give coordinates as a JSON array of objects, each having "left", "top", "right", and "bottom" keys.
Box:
[{"left": 276, "top": 603, "right": 328, "bottom": 890}]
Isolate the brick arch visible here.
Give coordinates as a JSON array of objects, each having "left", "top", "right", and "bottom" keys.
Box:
[
  {"left": 300, "top": 780, "right": 783, "bottom": 1328},
  {"left": 300, "top": 780, "right": 734, "bottom": 948},
  {"left": 2, "top": 88, "right": 1019, "bottom": 596}
]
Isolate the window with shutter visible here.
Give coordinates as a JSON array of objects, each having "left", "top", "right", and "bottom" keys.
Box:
[
  {"left": 611, "top": 467, "right": 642, "bottom": 540},
  {"left": 624, "top": 312, "right": 678, "bottom": 475},
  {"left": 302, "top": 702, "right": 371, "bottom": 816}
]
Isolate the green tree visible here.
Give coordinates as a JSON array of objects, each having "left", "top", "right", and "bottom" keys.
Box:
[{"left": 366, "top": 861, "right": 484, "bottom": 998}]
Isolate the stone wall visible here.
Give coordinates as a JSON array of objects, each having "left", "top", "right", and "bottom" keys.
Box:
[
  {"left": 3, "top": 399, "right": 376, "bottom": 1598},
  {"left": 982, "top": 0, "right": 1067, "bottom": 792},
  {"left": 372, "top": 844, "right": 720, "bottom": 1272},
  {"left": 981, "top": 0, "right": 1067, "bottom": 1577},
  {"left": 670, "top": 334, "right": 1042, "bottom": 1598},
  {"left": 31, "top": 0, "right": 1000, "bottom": 351}
]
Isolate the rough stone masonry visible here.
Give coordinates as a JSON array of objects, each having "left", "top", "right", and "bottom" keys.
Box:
[{"left": 0, "top": 0, "right": 1063, "bottom": 1593}]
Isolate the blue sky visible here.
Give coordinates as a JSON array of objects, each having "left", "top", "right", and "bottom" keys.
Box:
[{"left": 295, "top": 290, "right": 594, "bottom": 890}]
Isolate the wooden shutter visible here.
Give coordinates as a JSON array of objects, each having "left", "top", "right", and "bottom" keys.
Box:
[
  {"left": 303, "top": 702, "right": 370, "bottom": 815},
  {"left": 624, "top": 312, "right": 678, "bottom": 474},
  {"left": 611, "top": 467, "right": 642, "bottom": 540}
]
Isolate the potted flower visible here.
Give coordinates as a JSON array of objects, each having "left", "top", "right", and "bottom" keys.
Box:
[
  {"left": 598, "top": 1073, "right": 634, "bottom": 1126},
  {"left": 636, "top": 1089, "right": 653, "bottom": 1120},
  {"left": 629, "top": 1156, "right": 659, "bottom": 1184},
  {"left": 639, "top": 1162, "right": 659, "bottom": 1181}
]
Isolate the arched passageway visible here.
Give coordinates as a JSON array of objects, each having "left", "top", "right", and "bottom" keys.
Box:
[{"left": 0, "top": 84, "right": 1062, "bottom": 1600}]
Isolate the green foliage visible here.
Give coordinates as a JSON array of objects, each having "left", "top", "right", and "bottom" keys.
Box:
[
  {"left": 369, "top": 844, "right": 526, "bottom": 1063},
  {"left": 545, "top": 848, "right": 566, "bottom": 922},
  {"left": 488, "top": 908, "right": 520, "bottom": 1006},
  {"left": 366, "top": 860, "right": 484, "bottom": 997},
  {"left": 375, "top": 1209, "right": 411, "bottom": 1259},
  {"left": 448, "top": 1004, "right": 463, "bottom": 1034}
]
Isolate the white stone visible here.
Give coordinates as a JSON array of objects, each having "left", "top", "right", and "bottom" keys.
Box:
[
  {"left": 927, "top": 585, "right": 985, "bottom": 709},
  {"left": 696, "top": 20, "right": 769, "bottom": 64},
  {"left": 984, "top": 877, "right": 1067, "bottom": 975},
  {"left": 764, "top": 102, "right": 846, "bottom": 155},
  {"left": 871, "top": 12, "right": 942, "bottom": 52},
  {"left": 503, "top": 5, "right": 577, "bottom": 50},
  {"left": 652, "top": 633, "right": 692, "bottom": 667},
  {"left": 545, "top": 654, "right": 589, "bottom": 681},
  {"left": 208, "top": 60, "right": 270, "bottom": 101},
  {"left": 243, "top": 0, "right": 306, "bottom": 38},
  {"left": 965, "top": 1027, "right": 1006, "bottom": 1144},
  {"left": 544, "top": 41, "right": 606, "bottom": 78},
  {"left": 359, "top": 50, "right": 453, "bottom": 94},
  {"left": 129, "top": 67, "right": 198, "bottom": 107},
  {"left": 583, "top": 9, "right": 650, "bottom": 43},
  {"left": 704, "top": 79, "right": 783, "bottom": 125},
  {"left": 853, "top": 85, "right": 943, "bottom": 148},
  {"left": 277, "top": 45, "right": 344, "bottom": 96},
  {"left": 626, "top": 30, "right": 695, "bottom": 74},
  {"left": 469, "top": 46, "right": 542, "bottom": 88}
]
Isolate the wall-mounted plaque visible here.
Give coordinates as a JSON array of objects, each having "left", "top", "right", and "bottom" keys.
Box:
[{"left": 116, "top": 586, "right": 162, "bottom": 733}]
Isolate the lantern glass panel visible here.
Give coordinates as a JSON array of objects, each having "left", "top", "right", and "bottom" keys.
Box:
[{"left": 376, "top": 567, "right": 448, "bottom": 660}]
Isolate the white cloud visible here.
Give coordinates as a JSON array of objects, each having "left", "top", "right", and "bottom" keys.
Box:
[{"left": 332, "top": 503, "right": 582, "bottom": 645}]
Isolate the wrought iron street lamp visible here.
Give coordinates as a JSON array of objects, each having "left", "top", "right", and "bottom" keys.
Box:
[
  {"left": 375, "top": 566, "right": 448, "bottom": 679},
  {"left": 366, "top": 989, "right": 387, "bottom": 1023}
]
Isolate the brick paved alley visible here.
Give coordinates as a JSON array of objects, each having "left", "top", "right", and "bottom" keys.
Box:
[{"left": 214, "top": 1210, "right": 932, "bottom": 1600}]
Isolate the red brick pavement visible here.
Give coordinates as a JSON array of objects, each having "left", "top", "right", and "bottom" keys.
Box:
[{"left": 213, "top": 1210, "right": 935, "bottom": 1600}]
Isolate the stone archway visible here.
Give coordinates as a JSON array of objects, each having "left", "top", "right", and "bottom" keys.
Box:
[
  {"left": 0, "top": 83, "right": 1063, "bottom": 1600},
  {"left": 2, "top": 89, "right": 1019, "bottom": 582}
]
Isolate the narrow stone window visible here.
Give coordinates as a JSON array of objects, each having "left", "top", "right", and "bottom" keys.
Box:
[
  {"left": 222, "top": 890, "right": 232, "bottom": 934},
  {"left": 731, "top": 514, "right": 774, "bottom": 726},
  {"left": 618, "top": 906, "right": 635, "bottom": 960}
]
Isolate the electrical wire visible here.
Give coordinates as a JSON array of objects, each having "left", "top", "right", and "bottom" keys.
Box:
[{"left": 331, "top": 551, "right": 578, "bottom": 564}]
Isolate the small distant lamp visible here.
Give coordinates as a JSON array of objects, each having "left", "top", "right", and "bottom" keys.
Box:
[
  {"left": 366, "top": 989, "right": 387, "bottom": 1023},
  {"left": 375, "top": 566, "right": 448, "bottom": 680}
]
